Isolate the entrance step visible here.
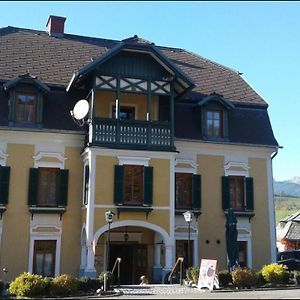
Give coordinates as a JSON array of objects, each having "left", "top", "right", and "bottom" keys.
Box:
[{"left": 115, "top": 284, "right": 202, "bottom": 296}]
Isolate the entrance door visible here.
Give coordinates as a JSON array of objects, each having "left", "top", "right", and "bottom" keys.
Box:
[{"left": 109, "top": 243, "right": 147, "bottom": 284}]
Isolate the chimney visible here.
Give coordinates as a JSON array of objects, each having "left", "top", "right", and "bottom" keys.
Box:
[{"left": 46, "top": 15, "right": 66, "bottom": 37}]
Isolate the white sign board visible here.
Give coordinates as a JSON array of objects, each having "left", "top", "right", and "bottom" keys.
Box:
[{"left": 197, "top": 259, "right": 218, "bottom": 291}]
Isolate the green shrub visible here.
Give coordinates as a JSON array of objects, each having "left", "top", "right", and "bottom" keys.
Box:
[
  {"left": 8, "top": 272, "right": 50, "bottom": 298},
  {"left": 99, "top": 271, "right": 114, "bottom": 290},
  {"left": 186, "top": 267, "right": 199, "bottom": 284},
  {"left": 256, "top": 270, "right": 267, "bottom": 287},
  {"left": 261, "top": 264, "right": 290, "bottom": 285},
  {"left": 0, "top": 280, "right": 4, "bottom": 295},
  {"left": 50, "top": 274, "right": 79, "bottom": 296},
  {"left": 293, "top": 271, "right": 300, "bottom": 285},
  {"left": 218, "top": 270, "right": 232, "bottom": 286},
  {"left": 78, "top": 277, "right": 101, "bottom": 293},
  {"left": 231, "top": 267, "right": 257, "bottom": 288}
]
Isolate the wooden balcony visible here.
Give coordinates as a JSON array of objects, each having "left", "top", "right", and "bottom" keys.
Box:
[{"left": 89, "top": 117, "right": 175, "bottom": 151}]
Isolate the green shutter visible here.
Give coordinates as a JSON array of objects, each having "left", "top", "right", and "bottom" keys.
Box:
[
  {"left": 222, "top": 176, "right": 230, "bottom": 210},
  {"left": 0, "top": 166, "right": 10, "bottom": 205},
  {"left": 28, "top": 168, "right": 39, "bottom": 206},
  {"left": 59, "top": 169, "right": 69, "bottom": 207},
  {"left": 245, "top": 177, "right": 254, "bottom": 211},
  {"left": 192, "top": 174, "right": 201, "bottom": 210},
  {"left": 114, "top": 165, "right": 124, "bottom": 205},
  {"left": 144, "top": 166, "right": 153, "bottom": 206}
]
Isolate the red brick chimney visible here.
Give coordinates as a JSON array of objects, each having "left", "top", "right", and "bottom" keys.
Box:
[{"left": 46, "top": 15, "right": 66, "bottom": 37}]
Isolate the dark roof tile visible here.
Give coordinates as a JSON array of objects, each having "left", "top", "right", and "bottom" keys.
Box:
[{"left": 0, "top": 27, "right": 267, "bottom": 106}]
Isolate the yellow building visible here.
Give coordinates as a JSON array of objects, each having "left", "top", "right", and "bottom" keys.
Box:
[{"left": 0, "top": 16, "right": 279, "bottom": 284}]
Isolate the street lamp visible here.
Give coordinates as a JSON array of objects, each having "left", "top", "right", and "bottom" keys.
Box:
[
  {"left": 105, "top": 211, "right": 115, "bottom": 271},
  {"left": 183, "top": 210, "right": 193, "bottom": 269}
]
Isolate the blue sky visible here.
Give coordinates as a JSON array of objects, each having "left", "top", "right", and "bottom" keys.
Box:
[{"left": 0, "top": 1, "right": 299, "bottom": 181}]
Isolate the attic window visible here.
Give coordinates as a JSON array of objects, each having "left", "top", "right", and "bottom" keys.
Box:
[
  {"left": 15, "top": 93, "right": 37, "bottom": 124},
  {"left": 206, "top": 110, "right": 223, "bottom": 138}
]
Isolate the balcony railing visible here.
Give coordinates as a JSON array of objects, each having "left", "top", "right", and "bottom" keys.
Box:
[{"left": 90, "top": 117, "right": 175, "bottom": 151}]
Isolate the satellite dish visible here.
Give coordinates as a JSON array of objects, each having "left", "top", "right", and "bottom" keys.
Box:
[{"left": 72, "top": 99, "right": 90, "bottom": 120}]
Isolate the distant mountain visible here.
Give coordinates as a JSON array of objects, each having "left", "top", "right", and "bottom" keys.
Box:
[{"left": 274, "top": 177, "right": 300, "bottom": 197}]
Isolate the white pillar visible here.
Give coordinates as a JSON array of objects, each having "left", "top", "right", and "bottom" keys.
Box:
[
  {"left": 83, "top": 149, "right": 96, "bottom": 277},
  {"left": 80, "top": 244, "right": 87, "bottom": 270},
  {"left": 154, "top": 244, "right": 161, "bottom": 268},
  {"left": 86, "top": 244, "right": 95, "bottom": 270},
  {"left": 164, "top": 245, "right": 173, "bottom": 269}
]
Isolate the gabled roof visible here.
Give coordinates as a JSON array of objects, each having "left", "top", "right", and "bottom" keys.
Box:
[
  {"left": 197, "top": 92, "right": 235, "bottom": 110},
  {"left": 66, "top": 36, "right": 195, "bottom": 95},
  {"left": 3, "top": 73, "right": 50, "bottom": 93},
  {"left": 0, "top": 26, "right": 268, "bottom": 106}
]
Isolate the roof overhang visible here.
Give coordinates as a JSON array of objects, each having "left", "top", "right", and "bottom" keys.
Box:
[
  {"left": 198, "top": 92, "right": 235, "bottom": 110},
  {"left": 3, "top": 73, "right": 50, "bottom": 93},
  {"left": 66, "top": 42, "right": 195, "bottom": 95}
]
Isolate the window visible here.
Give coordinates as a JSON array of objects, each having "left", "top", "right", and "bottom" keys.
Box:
[
  {"left": 28, "top": 168, "right": 69, "bottom": 208},
  {"left": 33, "top": 240, "right": 56, "bottom": 277},
  {"left": 114, "top": 165, "right": 153, "bottom": 207},
  {"left": 15, "top": 93, "right": 37, "bottom": 124},
  {"left": 206, "top": 110, "right": 222, "bottom": 137},
  {"left": 175, "top": 173, "right": 193, "bottom": 209},
  {"left": 222, "top": 176, "right": 254, "bottom": 211},
  {"left": 229, "top": 176, "right": 245, "bottom": 210},
  {"left": 175, "top": 173, "right": 201, "bottom": 211},
  {"left": 37, "top": 168, "right": 60, "bottom": 206},
  {"left": 238, "top": 241, "right": 248, "bottom": 268},
  {"left": 112, "top": 105, "right": 135, "bottom": 120},
  {"left": 123, "top": 165, "right": 144, "bottom": 205}
]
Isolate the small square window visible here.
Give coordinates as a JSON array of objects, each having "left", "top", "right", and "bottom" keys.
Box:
[{"left": 112, "top": 105, "right": 135, "bottom": 120}]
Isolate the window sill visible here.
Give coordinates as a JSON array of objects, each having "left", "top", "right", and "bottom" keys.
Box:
[
  {"left": 224, "top": 210, "right": 255, "bottom": 219},
  {"left": 116, "top": 205, "right": 153, "bottom": 219},
  {"left": 29, "top": 206, "right": 66, "bottom": 214}
]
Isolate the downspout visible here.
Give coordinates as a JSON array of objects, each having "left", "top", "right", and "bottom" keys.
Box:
[{"left": 269, "top": 146, "right": 282, "bottom": 262}]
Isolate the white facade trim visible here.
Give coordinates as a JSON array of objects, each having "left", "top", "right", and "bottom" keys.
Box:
[
  {"left": 0, "top": 149, "right": 8, "bottom": 166},
  {"left": 82, "top": 147, "right": 176, "bottom": 160},
  {"left": 94, "top": 220, "right": 172, "bottom": 246},
  {"left": 28, "top": 215, "right": 62, "bottom": 276},
  {"left": 117, "top": 156, "right": 150, "bottom": 166},
  {"left": 224, "top": 161, "right": 250, "bottom": 177},
  {"left": 175, "top": 158, "right": 197, "bottom": 174},
  {"left": 33, "top": 151, "right": 66, "bottom": 169},
  {"left": 0, "top": 129, "right": 84, "bottom": 148}
]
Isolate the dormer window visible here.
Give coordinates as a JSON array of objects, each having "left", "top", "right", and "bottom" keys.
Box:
[
  {"left": 3, "top": 74, "right": 50, "bottom": 128},
  {"left": 206, "top": 110, "right": 223, "bottom": 138},
  {"left": 15, "top": 93, "right": 37, "bottom": 124},
  {"left": 199, "top": 93, "right": 234, "bottom": 141}
]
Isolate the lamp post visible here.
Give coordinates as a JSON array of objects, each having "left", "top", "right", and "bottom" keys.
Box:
[
  {"left": 105, "top": 211, "right": 115, "bottom": 271},
  {"left": 183, "top": 211, "right": 193, "bottom": 269}
]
